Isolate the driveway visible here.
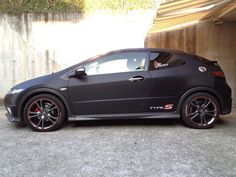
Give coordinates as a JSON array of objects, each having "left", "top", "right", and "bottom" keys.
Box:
[{"left": 0, "top": 107, "right": 235, "bottom": 177}]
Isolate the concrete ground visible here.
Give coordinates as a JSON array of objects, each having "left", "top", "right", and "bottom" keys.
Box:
[{"left": 0, "top": 107, "right": 235, "bottom": 177}]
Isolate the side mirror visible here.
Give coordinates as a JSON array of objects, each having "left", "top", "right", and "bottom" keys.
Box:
[{"left": 74, "top": 67, "right": 86, "bottom": 77}]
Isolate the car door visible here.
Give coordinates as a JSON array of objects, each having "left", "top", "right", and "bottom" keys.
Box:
[
  {"left": 147, "top": 51, "right": 186, "bottom": 112},
  {"left": 67, "top": 51, "right": 152, "bottom": 115}
]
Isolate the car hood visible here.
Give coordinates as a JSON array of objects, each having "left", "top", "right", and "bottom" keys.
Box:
[{"left": 10, "top": 73, "right": 57, "bottom": 91}]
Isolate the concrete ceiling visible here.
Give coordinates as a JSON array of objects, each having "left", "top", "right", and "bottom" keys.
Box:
[
  {"left": 221, "top": 7, "right": 236, "bottom": 21},
  {"left": 148, "top": 0, "right": 236, "bottom": 33}
]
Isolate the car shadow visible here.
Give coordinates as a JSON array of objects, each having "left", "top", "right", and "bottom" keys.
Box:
[
  {"left": 14, "top": 122, "right": 27, "bottom": 128},
  {"left": 217, "top": 117, "right": 235, "bottom": 126},
  {"left": 217, "top": 118, "right": 227, "bottom": 125},
  {"left": 9, "top": 118, "right": 181, "bottom": 131},
  {"left": 10, "top": 117, "right": 234, "bottom": 131}
]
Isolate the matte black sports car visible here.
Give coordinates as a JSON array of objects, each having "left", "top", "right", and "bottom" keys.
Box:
[{"left": 4, "top": 48, "right": 232, "bottom": 131}]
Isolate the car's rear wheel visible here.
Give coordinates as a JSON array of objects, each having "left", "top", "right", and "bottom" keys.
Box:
[
  {"left": 181, "top": 92, "right": 219, "bottom": 129},
  {"left": 23, "top": 94, "right": 65, "bottom": 132}
]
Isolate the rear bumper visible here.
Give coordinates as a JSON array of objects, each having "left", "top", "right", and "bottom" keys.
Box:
[
  {"left": 221, "top": 98, "right": 232, "bottom": 115},
  {"left": 214, "top": 79, "right": 232, "bottom": 115}
]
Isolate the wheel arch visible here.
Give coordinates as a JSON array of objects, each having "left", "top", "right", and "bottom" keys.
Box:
[
  {"left": 18, "top": 88, "right": 71, "bottom": 121},
  {"left": 176, "top": 87, "right": 223, "bottom": 114}
]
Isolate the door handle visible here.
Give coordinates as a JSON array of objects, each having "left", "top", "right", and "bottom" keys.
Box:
[{"left": 129, "top": 76, "right": 144, "bottom": 82}]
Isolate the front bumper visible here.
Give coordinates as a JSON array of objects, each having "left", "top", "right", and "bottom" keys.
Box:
[
  {"left": 5, "top": 112, "right": 21, "bottom": 122},
  {"left": 4, "top": 93, "right": 23, "bottom": 122},
  {"left": 5, "top": 105, "right": 22, "bottom": 122}
]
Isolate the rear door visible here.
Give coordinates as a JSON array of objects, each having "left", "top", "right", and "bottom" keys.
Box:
[{"left": 68, "top": 51, "right": 152, "bottom": 115}]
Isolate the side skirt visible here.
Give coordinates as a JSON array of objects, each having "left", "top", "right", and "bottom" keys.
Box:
[{"left": 68, "top": 112, "right": 180, "bottom": 121}]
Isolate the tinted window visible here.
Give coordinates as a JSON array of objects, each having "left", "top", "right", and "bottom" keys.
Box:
[
  {"left": 84, "top": 52, "right": 147, "bottom": 75},
  {"left": 149, "top": 52, "right": 171, "bottom": 70},
  {"left": 149, "top": 52, "right": 184, "bottom": 71}
]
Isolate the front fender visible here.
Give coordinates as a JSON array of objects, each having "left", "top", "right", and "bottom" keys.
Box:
[{"left": 18, "top": 88, "right": 72, "bottom": 120}]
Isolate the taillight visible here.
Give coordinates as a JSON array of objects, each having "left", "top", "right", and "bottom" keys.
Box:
[{"left": 211, "top": 71, "right": 225, "bottom": 78}]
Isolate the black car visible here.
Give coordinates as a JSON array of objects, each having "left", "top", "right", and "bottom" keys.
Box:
[{"left": 4, "top": 48, "right": 232, "bottom": 131}]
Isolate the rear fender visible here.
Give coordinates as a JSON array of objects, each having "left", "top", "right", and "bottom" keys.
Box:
[{"left": 176, "top": 87, "right": 223, "bottom": 114}]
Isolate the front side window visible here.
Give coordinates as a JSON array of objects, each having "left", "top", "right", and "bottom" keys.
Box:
[{"left": 84, "top": 52, "right": 147, "bottom": 75}]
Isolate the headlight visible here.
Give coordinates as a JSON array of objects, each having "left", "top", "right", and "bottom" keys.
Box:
[{"left": 8, "top": 88, "right": 24, "bottom": 94}]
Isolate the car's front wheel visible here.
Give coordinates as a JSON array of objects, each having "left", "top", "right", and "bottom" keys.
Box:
[
  {"left": 23, "top": 94, "right": 66, "bottom": 132},
  {"left": 181, "top": 92, "right": 219, "bottom": 129}
]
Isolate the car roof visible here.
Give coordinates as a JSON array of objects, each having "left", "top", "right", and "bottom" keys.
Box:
[{"left": 106, "top": 48, "right": 187, "bottom": 55}]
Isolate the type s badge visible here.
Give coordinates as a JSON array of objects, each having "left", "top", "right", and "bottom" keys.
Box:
[{"left": 150, "top": 104, "right": 174, "bottom": 110}]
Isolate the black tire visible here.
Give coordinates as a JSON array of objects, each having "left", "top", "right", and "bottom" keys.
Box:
[
  {"left": 181, "top": 92, "right": 220, "bottom": 129},
  {"left": 23, "top": 94, "right": 66, "bottom": 132}
]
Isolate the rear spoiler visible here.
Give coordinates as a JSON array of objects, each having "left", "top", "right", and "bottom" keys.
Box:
[{"left": 198, "top": 57, "right": 219, "bottom": 67}]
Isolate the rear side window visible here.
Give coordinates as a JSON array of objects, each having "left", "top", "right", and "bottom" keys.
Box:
[{"left": 149, "top": 52, "right": 185, "bottom": 71}]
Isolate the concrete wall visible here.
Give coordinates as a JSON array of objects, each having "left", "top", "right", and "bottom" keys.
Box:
[
  {"left": 0, "top": 12, "right": 81, "bottom": 99},
  {"left": 0, "top": 10, "right": 153, "bottom": 99},
  {"left": 145, "top": 21, "right": 236, "bottom": 104}
]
